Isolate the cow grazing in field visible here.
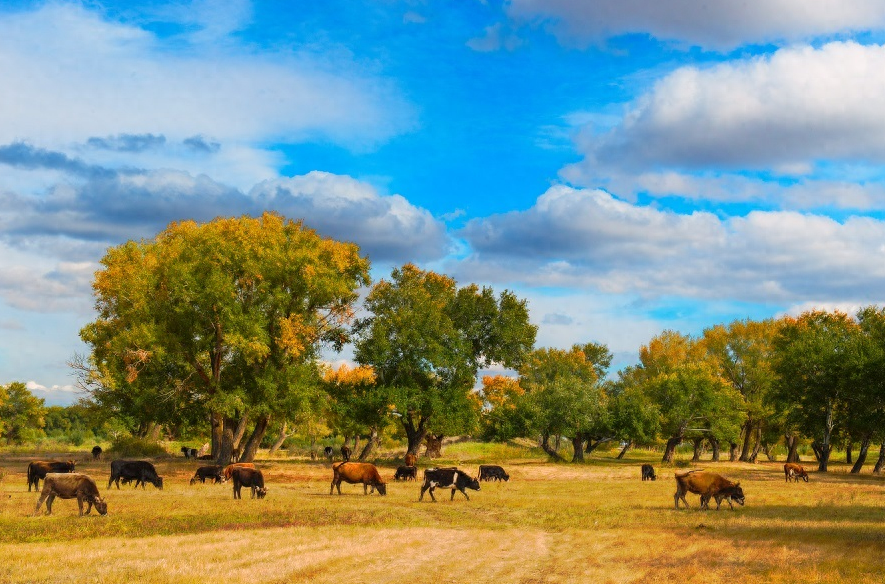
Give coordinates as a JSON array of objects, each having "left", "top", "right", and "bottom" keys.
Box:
[
  {"left": 478, "top": 465, "right": 510, "bottom": 482},
  {"left": 341, "top": 445, "right": 352, "bottom": 462},
  {"left": 231, "top": 467, "right": 267, "bottom": 499},
  {"left": 34, "top": 473, "right": 107, "bottom": 517},
  {"left": 641, "top": 464, "right": 656, "bottom": 481},
  {"left": 181, "top": 447, "right": 197, "bottom": 459},
  {"left": 223, "top": 462, "right": 256, "bottom": 481},
  {"left": 784, "top": 463, "right": 809, "bottom": 483},
  {"left": 108, "top": 460, "right": 163, "bottom": 490},
  {"left": 674, "top": 470, "right": 745, "bottom": 510},
  {"left": 91, "top": 446, "right": 102, "bottom": 461},
  {"left": 394, "top": 465, "right": 417, "bottom": 481},
  {"left": 420, "top": 468, "right": 480, "bottom": 502},
  {"left": 324, "top": 446, "right": 334, "bottom": 461},
  {"left": 404, "top": 453, "right": 417, "bottom": 467},
  {"left": 330, "top": 462, "right": 387, "bottom": 496},
  {"left": 27, "top": 460, "right": 76, "bottom": 492},
  {"left": 190, "top": 465, "right": 225, "bottom": 485}
]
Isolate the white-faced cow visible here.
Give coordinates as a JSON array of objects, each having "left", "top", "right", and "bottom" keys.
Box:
[
  {"left": 231, "top": 467, "right": 267, "bottom": 499},
  {"left": 34, "top": 473, "right": 107, "bottom": 517},
  {"left": 420, "top": 468, "right": 480, "bottom": 502}
]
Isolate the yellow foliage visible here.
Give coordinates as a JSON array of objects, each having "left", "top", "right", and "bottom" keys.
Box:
[
  {"left": 481, "top": 375, "right": 524, "bottom": 409},
  {"left": 324, "top": 363, "right": 376, "bottom": 386}
]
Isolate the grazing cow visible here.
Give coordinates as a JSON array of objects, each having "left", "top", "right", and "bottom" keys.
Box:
[
  {"left": 674, "top": 470, "right": 745, "bottom": 510},
  {"left": 341, "top": 445, "right": 352, "bottom": 462},
  {"left": 27, "top": 460, "right": 76, "bottom": 492},
  {"left": 231, "top": 467, "right": 267, "bottom": 499},
  {"left": 478, "top": 465, "right": 510, "bottom": 482},
  {"left": 394, "top": 465, "right": 418, "bottom": 481},
  {"left": 91, "top": 446, "right": 103, "bottom": 461},
  {"left": 181, "top": 447, "right": 198, "bottom": 459},
  {"left": 108, "top": 460, "right": 164, "bottom": 490},
  {"left": 641, "top": 464, "right": 656, "bottom": 481},
  {"left": 330, "top": 462, "right": 387, "bottom": 496},
  {"left": 784, "top": 463, "right": 810, "bottom": 483},
  {"left": 34, "top": 473, "right": 107, "bottom": 517},
  {"left": 404, "top": 453, "right": 417, "bottom": 467},
  {"left": 324, "top": 446, "right": 334, "bottom": 461},
  {"left": 190, "top": 465, "right": 225, "bottom": 485},
  {"left": 223, "top": 462, "right": 256, "bottom": 481},
  {"left": 420, "top": 468, "right": 480, "bottom": 502},
  {"left": 197, "top": 454, "right": 214, "bottom": 460}
]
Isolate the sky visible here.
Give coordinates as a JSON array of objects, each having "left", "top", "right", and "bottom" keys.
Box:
[{"left": 4, "top": 0, "right": 885, "bottom": 406}]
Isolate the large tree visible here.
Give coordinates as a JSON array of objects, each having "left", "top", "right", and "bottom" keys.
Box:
[
  {"left": 353, "top": 264, "right": 536, "bottom": 455},
  {"left": 80, "top": 213, "right": 369, "bottom": 463},
  {"left": 0, "top": 382, "right": 46, "bottom": 445}
]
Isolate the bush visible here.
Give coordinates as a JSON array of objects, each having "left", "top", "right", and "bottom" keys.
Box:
[{"left": 109, "top": 436, "right": 169, "bottom": 458}]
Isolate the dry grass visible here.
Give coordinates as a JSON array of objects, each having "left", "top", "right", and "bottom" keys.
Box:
[{"left": 1, "top": 451, "right": 884, "bottom": 583}]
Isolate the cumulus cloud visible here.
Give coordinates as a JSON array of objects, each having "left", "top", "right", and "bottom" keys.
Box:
[
  {"left": 507, "top": 0, "right": 885, "bottom": 50},
  {"left": 0, "top": 3, "right": 413, "bottom": 150},
  {"left": 458, "top": 185, "right": 885, "bottom": 305}
]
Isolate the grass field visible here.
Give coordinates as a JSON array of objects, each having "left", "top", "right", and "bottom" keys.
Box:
[{"left": 1, "top": 444, "right": 884, "bottom": 583}]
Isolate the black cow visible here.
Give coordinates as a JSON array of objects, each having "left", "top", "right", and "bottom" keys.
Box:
[
  {"left": 324, "top": 446, "right": 334, "bottom": 461},
  {"left": 394, "top": 465, "right": 417, "bottom": 481},
  {"left": 108, "top": 460, "right": 164, "bottom": 490},
  {"left": 231, "top": 467, "right": 267, "bottom": 499},
  {"left": 197, "top": 454, "right": 214, "bottom": 460},
  {"left": 181, "top": 447, "right": 197, "bottom": 459},
  {"left": 420, "top": 468, "right": 480, "bottom": 502},
  {"left": 91, "top": 446, "right": 103, "bottom": 461},
  {"left": 478, "top": 465, "right": 510, "bottom": 482},
  {"left": 341, "top": 445, "right": 352, "bottom": 462},
  {"left": 27, "top": 460, "right": 76, "bottom": 492},
  {"left": 641, "top": 464, "right": 656, "bottom": 481},
  {"left": 190, "top": 465, "right": 225, "bottom": 485}
]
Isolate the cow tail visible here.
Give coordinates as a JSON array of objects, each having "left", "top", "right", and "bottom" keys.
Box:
[{"left": 26, "top": 462, "right": 33, "bottom": 489}]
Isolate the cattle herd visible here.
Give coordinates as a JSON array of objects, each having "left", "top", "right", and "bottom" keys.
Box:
[{"left": 21, "top": 445, "right": 815, "bottom": 518}]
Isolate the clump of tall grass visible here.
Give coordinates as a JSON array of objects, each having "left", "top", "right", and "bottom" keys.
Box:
[{"left": 108, "top": 436, "right": 169, "bottom": 458}]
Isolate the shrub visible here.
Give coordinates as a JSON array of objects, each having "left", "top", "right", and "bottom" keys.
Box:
[{"left": 109, "top": 436, "right": 168, "bottom": 458}]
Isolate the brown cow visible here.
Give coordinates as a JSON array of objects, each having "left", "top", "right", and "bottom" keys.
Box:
[
  {"left": 27, "top": 460, "right": 76, "bottom": 492},
  {"left": 341, "top": 445, "right": 352, "bottom": 462},
  {"left": 330, "top": 462, "right": 387, "bottom": 496},
  {"left": 230, "top": 467, "right": 267, "bottom": 499},
  {"left": 404, "top": 453, "right": 417, "bottom": 467},
  {"left": 34, "top": 473, "right": 107, "bottom": 516},
  {"left": 223, "top": 462, "right": 256, "bottom": 481},
  {"left": 674, "top": 470, "right": 745, "bottom": 510},
  {"left": 784, "top": 463, "right": 809, "bottom": 483}
]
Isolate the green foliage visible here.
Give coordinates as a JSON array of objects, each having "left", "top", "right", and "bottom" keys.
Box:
[
  {"left": 109, "top": 435, "right": 169, "bottom": 458},
  {"left": 0, "top": 382, "right": 46, "bottom": 445}
]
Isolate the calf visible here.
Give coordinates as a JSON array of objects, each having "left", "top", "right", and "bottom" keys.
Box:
[
  {"left": 324, "top": 446, "right": 334, "bottom": 461},
  {"left": 394, "top": 465, "right": 418, "bottom": 481},
  {"left": 34, "top": 473, "right": 107, "bottom": 517},
  {"left": 330, "top": 462, "right": 387, "bottom": 495},
  {"left": 231, "top": 467, "right": 267, "bottom": 499},
  {"left": 784, "top": 462, "right": 809, "bottom": 483},
  {"left": 674, "top": 470, "right": 745, "bottom": 510},
  {"left": 190, "top": 465, "right": 225, "bottom": 485},
  {"left": 108, "top": 460, "right": 163, "bottom": 490},
  {"left": 420, "top": 468, "right": 480, "bottom": 502},
  {"left": 223, "top": 462, "right": 256, "bottom": 481},
  {"left": 641, "top": 464, "right": 656, "bottom": 481},
  {"left": 91, "top": 446, "right": 103, "bottom": 461},
  {"left": 341, "top": 445, "right": 352, "bottom": 462},
  {"left": 27, "top": 460, "right": 76, "bottom": 492},
  {"left": 478, "top": 465, "right": 510, "bottom": 482}
]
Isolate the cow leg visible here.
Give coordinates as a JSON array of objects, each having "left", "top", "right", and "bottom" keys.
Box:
[
  {"left": 419, "top": 484, "right": 429, "bottom": 501},
  {"left": 428, "top": 486, "right": 437, "bottom": 502},
  {"left": 34, "top": 492, "right": 49, "bottom": 516},
  {"left": 363, "top": 484, "right": 367, "bottom": 495},
  {"left": 77, "top": 495, "right": 85, "bottom": 516},
  {"left": 45, "top": 493, "right": 56, "bottom": 515}
]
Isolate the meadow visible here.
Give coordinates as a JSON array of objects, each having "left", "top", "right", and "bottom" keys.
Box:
[{"left": 1, "top": 443, "right": 884, "bottom": 584}]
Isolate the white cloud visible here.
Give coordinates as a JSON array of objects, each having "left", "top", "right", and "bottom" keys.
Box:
[
  {"left": 507, "top": 0, "right": 885, "bottom": 50},
  {"left": 459, "top": 185, "right": 885, "bottom": 304}
]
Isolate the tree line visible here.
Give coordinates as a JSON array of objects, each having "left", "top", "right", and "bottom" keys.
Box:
[{"left": 35, "top": 213, "right": 883, "bottom": 473}]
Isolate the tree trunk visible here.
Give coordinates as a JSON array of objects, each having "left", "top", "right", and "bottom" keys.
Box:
[
  {"left": 617, "top": 440, "right": 632, "bottom": 460},
  {"left": 211, "top": 411, "right": 223, "bottom": 458},
  {"left": 762, "top": 442, "right": 776, "bottom": 462},
  {"left": 691, "top": 437, "right": 704, "bottom": 462},
  {"left": 239, "top": 415, "right": 270, "bottom": 463},
  {"left": 748, "top": 427, "right": 763, "bottom": 463},
  {"left": 424, "top": 434, "right": 443, "bottom": 458},
  {"left": 357, "top": 426, "right": 380, "bottom": 461},
  {"left": 873, "top": 442, "right": 885, "bottom": 474},
  {"left": 729, "top": 442, "right": 739, "bottom": 462},
  {"left": 739, "top": 420, "right": 754, "bottom": 462},
  {"left": 540, "top": 433, "right": 564, "bottom": 462},
  {"left": 215, "top": 422, "right": 235, "bottom": 466},
  {"left": 785, "top": 434, "right": 800, "bottom": 463},
  {"left": 710, "top": 438, "right": 720, "bottom": 462},
  {"left": 268, "top": 421, "right": 293, "bottom": 455},
  {"left": 662, "top": 436, "right": 681, "bottom": 463},
  {"left": 232, "top": 414, "right": 249, "bottom": 451},
  {"left": 818, "top": 402, "right": 835, "bottom": 472},
  {"left": 403, "top": 414, "right": 429, "bottom": 456},
  {"left": 571, "top": 435, "right": 585, "bottom": 463},
  {"left": 585, "top": 437, "right": 612, "bottom": 455},
  {"left": 846, "top": 441, "right": 853, "bottom": 465},
  {"left": 851, "top": 435, "right": 871, "bottom": 474}
]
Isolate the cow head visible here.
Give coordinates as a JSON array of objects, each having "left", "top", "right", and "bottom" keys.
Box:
[
  {"left": 728, "top": 484, "right": 745, "bottom": 506},
  {"left": 153, "top": 477, "right": 164, "bottom": 490},
  {"left": 799, "top": 471, "right": 809, "bottom": 482},
  {"left": 68, "top": 460, "right": 76, "bottom": 470},
  {"left": 94, "top": 498, "right": 108, "bottom": 516},
  {"left": 466, "top": 476, "right": 481, "bottom": 491},
  {"left": 503, "top": 473, "right": 510, "bottom": 482},
  {"left": 256, "top": 486, "right": 268, "bottom": 499},
  {"left": 375, "top": 482, "right": 387, "bottom": 496}
]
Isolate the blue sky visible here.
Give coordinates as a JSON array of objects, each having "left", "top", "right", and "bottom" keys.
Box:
[{"left": 3, "top": 0, "right": 885, "bottom": 405}]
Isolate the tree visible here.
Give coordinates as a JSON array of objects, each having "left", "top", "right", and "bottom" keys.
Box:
[
  {"left": 477, "top": 375, "right": 529, "bottom": 442},
  {"left": 353, "top": 264, "right": 536, "bottom": 455},
  {"left": 773, "top": 310, "right": 857, "bottom": 472},
  {"left": 844, "top": 307, "right": 885, "bottom": 473},
  {"left": 80, "top": 213, "right": 369, "bottom": 464},
  {"left": 608, "top": 369, "right": 660, "bottom": 459},
  {"left": 520, "top": 345, "right": 610, "bottom": 462},
  {"left": 324, "top": 364, "right": 392, "bottom": 460},
  {"left": 0, "top": 382, "right": 46, "bottom": 444}
]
